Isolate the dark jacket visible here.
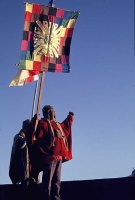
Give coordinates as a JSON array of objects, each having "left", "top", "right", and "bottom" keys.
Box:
[{"left": 9, "top": 130, "right": 27, "bottom": 184}]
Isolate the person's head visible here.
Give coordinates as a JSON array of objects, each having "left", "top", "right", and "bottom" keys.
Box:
[
  {"left": 22, "top": 119, "right": 30, "bottom": 130},
  {"left": 42, "top": 105, "right": 56, "bottom": 120}
]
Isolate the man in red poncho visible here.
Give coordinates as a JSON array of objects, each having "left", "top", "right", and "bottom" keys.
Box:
[{"left": 30, "top": 105, "right": 74, "bottom": 200}]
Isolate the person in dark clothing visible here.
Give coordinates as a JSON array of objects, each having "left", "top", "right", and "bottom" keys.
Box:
[
  {"left": 9, "top": 119, "right": 30, "bottom": 184},
  {"left": 30, "top": 105, "right": 74, "bottom": 200}
]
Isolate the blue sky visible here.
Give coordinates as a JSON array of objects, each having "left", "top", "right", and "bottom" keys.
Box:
[{"left": 0, "top": 0, "right": 135, "bottom": 184}]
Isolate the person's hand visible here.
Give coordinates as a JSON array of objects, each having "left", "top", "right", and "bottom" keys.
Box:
[
  {"left": 20, "top": 132, "right": 25, "bottom": 138},
  {"left": 33, "top": 113, "right": 40, "bottom": 120}
]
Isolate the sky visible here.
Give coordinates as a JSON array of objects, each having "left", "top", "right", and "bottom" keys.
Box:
[{"left": 0, "top": 0, "right": 135, "bottom": 185}]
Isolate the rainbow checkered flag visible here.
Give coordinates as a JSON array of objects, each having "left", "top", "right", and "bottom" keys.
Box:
[{"left": 18, "top": 3, "right": 79, "bottom": 73}]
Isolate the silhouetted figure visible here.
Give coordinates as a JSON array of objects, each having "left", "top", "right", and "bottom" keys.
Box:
[{"left": 9, "top": 119, "right": 30, "bottom": 184}]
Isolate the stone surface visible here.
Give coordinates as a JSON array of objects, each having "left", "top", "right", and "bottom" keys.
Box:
[{"left": 0, "top": 177, "right": 135, "bottom": 200}]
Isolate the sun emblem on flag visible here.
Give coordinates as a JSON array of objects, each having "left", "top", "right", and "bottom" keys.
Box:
[{"left": 33, "top": 20, "right": 63, "bottom": 58}]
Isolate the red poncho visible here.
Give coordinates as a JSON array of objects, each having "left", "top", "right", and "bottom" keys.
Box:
[{"left": 30, "top": 113, "right": 74, "bottom": 170}]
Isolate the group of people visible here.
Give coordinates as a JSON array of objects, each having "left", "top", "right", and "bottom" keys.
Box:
[{"left": 9, "top": 105, "right": 74, "bottom": 200}]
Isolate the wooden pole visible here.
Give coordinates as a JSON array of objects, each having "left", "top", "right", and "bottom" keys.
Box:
[
  {"left": 34, "top": 72, "right": 45, "bottom": 131},
  {"left": 31, "top": 77, "right": 40, "bottom": 118},
  {"left": 34, "top": 1, "right": 55, "bottom": 122}
]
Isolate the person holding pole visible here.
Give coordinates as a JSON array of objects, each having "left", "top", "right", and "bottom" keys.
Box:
[{"left": 30, "top": 105, "right": 74, "bottom": 200}]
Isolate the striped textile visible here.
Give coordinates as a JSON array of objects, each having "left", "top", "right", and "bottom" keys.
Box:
[
  {"left": 18, "top": 3, "right": 79, "bottom": 73},
  {"left": 9, "top": 70, "right": 39, "bottom": 86}
]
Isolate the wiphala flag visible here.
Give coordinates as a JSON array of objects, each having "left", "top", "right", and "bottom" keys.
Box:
[{"left": 18, "top": 3, "right": 79, "bottom": 73}]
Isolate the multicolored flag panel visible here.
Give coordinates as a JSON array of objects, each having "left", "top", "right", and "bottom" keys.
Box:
[
  {"left": 9, "top": 70, "right": 39, "bottom": 86},
  {"left": 18, "top": 3, "right": 79, "bottom": 73}
]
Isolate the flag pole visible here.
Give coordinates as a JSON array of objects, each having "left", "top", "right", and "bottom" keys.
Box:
[
  {"left": 26, "top": 73, "right": 45, "bottom": 185},
  {"left": 34, "top": 72, "right": 45, "bottom": 132},
  {"left": 31, "top": 76, "right": 40, "bottom": 118},
  {"left": 34, "top": 0, "right": 55, "bottom": 127}
]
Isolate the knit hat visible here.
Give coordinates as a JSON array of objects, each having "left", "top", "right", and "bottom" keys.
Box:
[
  {"left": 42, "top": 105, "right": 55, "bottom": 118},
  {"left": 22, "top": 119, "right": 30, "bottom": 129}
]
